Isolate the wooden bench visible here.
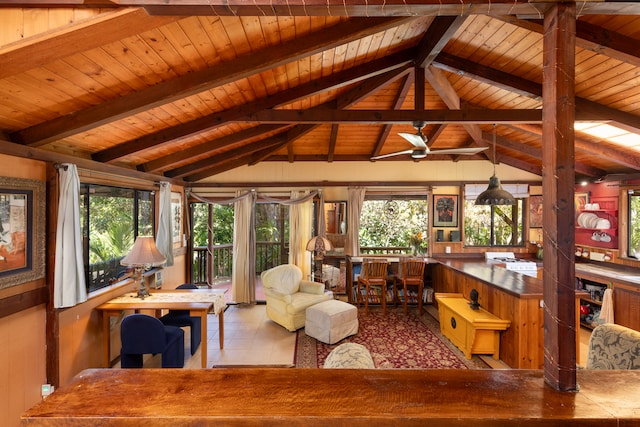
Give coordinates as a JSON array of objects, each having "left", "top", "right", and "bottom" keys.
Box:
[{"left": 435, "top": 293, "right": 511, "bottom": 360}]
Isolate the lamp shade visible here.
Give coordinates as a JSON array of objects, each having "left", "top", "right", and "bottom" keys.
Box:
[
  {"left": 121, "top": 236, "right": 166, "bottom": 267},
  {"left": 475, "top": 175, "right": 517, "bottom": 206},
  {"left": 306, "top": 236, "right": 333, "bottom": 254}
]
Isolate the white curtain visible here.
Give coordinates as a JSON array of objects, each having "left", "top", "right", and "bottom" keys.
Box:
[
  {"left": 288, "top": 190, "right": 313, "bottom": 278},
  {"left": 156, "top": 182, "right": 174, "bottom": 266},
  {"left": 232, "top": 190, "right": 256, "bottom": 304},
  {"left": 53, "top": 164, "right": 87, "bottom": 308},
  {"left": 345, "top": 187, "right": 366, "bottom": 256}
]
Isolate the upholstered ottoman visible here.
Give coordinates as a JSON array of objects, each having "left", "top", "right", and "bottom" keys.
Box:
[{"left": 305, "top": 300, "right": 358, "bottom": 344}]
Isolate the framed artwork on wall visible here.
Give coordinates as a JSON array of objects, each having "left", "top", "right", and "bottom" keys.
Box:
[
  {"left": 529, "top": 195, "right": 543, "bottom": 228},
  {"left": 0, "top": 176, "right": 45, "bottom": 289},
  {"left": 171, "top": 192, "right": 183, "bottom": 244},
  {"left": 433, "top": 195, "right": 458, "bottom": 228},
  {"left": 574, "top": 192, "right": 590, "bottom": 216}
]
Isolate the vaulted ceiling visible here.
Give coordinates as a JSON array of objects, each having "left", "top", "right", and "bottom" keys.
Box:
[{"left": 1, "top": 1, "right": 640, "bottom": 184}]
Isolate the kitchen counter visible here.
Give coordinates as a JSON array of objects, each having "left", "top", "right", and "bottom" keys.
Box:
[
  {"left": 435, "top": 258, "right": 543, "bottom": 298},
  {"left": 575, "top": 262, "right": 640, "bottom": 285}
]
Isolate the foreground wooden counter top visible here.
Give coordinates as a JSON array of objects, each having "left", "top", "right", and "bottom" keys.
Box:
[{"left": 22, "top": 368, "right": 640, "bottom": 426}]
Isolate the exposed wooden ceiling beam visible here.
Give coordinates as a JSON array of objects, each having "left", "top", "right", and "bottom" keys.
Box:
[
  {"left": 415, "top": 15, "right": 467, "bottom": 68},
  {"left": 11, "top": 17, "right": 414, "bottom": 147},
  {"left": 433, "top": 52, "right": 640, "bottom": 133},
  {"left": 509, "top": 124, "right": 640, "bottom": 171},
  {"left": 482, "top": 131, "right": 606, "bottom": 177},
  {"left": 495, "top": 16, "right": 640, "bottom": 68},
  {"left": 95, "top": 49, "right": 415, "bottom": 163},
  {"left": 0, "top": 8, "right": 181, "bottom": 80},
  {"left": 138, "top": 124, "right": 291, "bottom": 173},
  {"left": 240, "top": 109, "right": 556, "bottom": 124},
  {"left": 7, "top": 0, "right": 640, "bottom": 16},
  {"left": 371, "top": 71, "right": 414, "bottom": 158}
]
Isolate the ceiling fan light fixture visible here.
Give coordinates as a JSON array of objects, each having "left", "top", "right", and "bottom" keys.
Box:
[{"left": 475, "top": 124, "right": 516, "bottom": 206}]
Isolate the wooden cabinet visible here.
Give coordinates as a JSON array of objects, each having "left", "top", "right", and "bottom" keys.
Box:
[
  {"left": 435, "top": 293, "right": 511, "bottom": 360},
  {"left": 575, "top": 264, "right": 640, "bottom": 332},
  {"left": 576, "top": 278, "right": 608, "bottom": 329}
]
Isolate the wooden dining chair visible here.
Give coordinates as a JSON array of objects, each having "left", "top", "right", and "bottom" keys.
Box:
[
  {"left": 396, "top": 259, "right": 426, "bottom": 315},
  {"left": 357, "top": 259, "right": 390, "bottom": 314}
]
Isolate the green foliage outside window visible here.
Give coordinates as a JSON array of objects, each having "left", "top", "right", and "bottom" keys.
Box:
[
  {"left": 359, "top": 199, "right": 429, "bottom": 252},
  {"left": 630, "top": 192, "right": 640, "bottom": 257},
  {"left": 464, "top": 200, "right": 524, "bottom": 246}
]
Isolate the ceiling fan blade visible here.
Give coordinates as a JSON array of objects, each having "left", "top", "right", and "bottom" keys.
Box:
[
  {"left": 428, "top": 147, "right": 489, "bottom": 155},
  {"left": 398, "top": 132, "right": 427, "bottom": 148},
  {"left": 371, "top": 149, "right": 414, "bottom": 160}
]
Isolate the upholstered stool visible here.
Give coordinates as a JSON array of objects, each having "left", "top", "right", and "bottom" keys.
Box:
[
  {"left": 305, "top": 299, "right": 358, "bottom": 344},
  {"left": 323, "top": 343, "right": 374, "bottom": 369}
]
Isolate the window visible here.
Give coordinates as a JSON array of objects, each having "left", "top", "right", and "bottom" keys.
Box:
[
  {"left": 359, "top": 196, "right": 429, "bottom": 254},
  {"left": 463, "top": 201, "right": 525, "bottom": 246},
  {"left": 80, "top": 184, "right": 155, "bottom": 293},
  {"left": 629, "top": 190, "right": 640, "bottom": 258},
  {"left": 463, "top": 184, "right": 527, "bottom": 247}
]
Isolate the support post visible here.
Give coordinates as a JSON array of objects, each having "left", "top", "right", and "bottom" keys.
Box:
[{"left": 542, "top": 2, "right": 578, "bottom": 391}]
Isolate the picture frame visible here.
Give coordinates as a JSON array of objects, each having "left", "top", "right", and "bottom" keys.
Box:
[
  {"left": 529, "top": 195, "right": 543, "bottom": 228},
  {"left": 171, "top": 192, "right": 183, "bottom": 244},
  {"left": 433, "top": 195, "right": 458, "bottom": 227},
  {"left": 0, "top": 176, "right": 45, "bottom": 289},
  {"left": 574, "top": 192, "right": 590, "bottom": 216}
]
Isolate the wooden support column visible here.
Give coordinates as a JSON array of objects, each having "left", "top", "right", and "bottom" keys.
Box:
[{"left": 542, "top": 2, "right": 577, "bottom": 392}]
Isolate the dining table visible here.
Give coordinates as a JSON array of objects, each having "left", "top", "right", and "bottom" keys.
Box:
[{"left": 96, "top": 288, "right": 226, "bottom": 369}]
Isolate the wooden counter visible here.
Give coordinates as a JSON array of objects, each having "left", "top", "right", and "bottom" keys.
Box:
[
  {"left": 574, "top": 262, "right": 640, "bottom": 331},
  {"left": 22, "top": 368, "right": 640, "bottom": 426},
  {"left": 432, "top": 259, "right": 581, "bottom": 369}
]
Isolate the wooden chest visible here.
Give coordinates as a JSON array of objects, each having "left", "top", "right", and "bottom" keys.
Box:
[{"left": 435, "top": 293, "right": 511, "bottom": 360}]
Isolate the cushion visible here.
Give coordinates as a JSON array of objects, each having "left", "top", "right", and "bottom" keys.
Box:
[
  {"left": 323, "top": 343, "right": 375, "bottom": 369},
  {"left": 261, "top": 264, "right": 302, "bottom": 295},
  {"left": 587, "top": 323, "right": 640, "bottom": 370}
]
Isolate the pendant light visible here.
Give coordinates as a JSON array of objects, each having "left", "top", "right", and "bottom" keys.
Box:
[{"left": 475, "top": 125, "right": 516, "bottom": 206}]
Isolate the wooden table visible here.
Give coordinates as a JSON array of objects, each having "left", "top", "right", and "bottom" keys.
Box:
[
  {"left": 96, "top": 289, "right": 226, "bottom": 369},
  {"left": 435, "top": 293, "right": 511, "bottom": 360},
  {"left": 21, "top": 368, "right": 640, "bottom": 426}
]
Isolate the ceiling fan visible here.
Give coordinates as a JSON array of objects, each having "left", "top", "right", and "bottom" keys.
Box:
[{"left": 371, "top": 121, "right": 489, "bottom": 160}]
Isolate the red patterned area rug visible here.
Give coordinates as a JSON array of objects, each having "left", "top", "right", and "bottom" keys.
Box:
[{"left": 295, "top": 307, "right": 489, "bottom": 369}]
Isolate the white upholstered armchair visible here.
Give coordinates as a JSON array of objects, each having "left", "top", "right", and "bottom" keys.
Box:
[{"left": 261, "top": 264, "right": 331, "bottom": 331}]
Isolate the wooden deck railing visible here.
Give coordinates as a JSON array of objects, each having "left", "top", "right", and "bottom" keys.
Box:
[
  {"left": 193, "top": 242, "right": 289, "bottom": 285},
  {"left": 191, "top": 244, "right": 416, "bottom": 285}
]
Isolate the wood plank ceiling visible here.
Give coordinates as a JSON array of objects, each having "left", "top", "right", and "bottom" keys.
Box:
[{"left": 1, "top": 1, "right": 640, "bottom": 183}]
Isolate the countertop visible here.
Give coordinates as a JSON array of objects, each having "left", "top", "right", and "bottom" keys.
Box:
[
  {"left": 575, "top": 262, "right": 640, "bottom": 286},
  {"left": 21, "top": 368, "right": 640, "bottom": 426},
  {"left": 434, "top": 258, "right": 543, "bottom": 298}
]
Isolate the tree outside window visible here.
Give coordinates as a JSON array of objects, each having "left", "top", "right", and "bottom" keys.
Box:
[{"left": 463, "top": 200, "right": 524, "bottom": 247}]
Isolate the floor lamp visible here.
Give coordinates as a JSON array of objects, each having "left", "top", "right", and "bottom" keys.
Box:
[{"left": 121, "top": 236, "right": 167, "bottom": 299}]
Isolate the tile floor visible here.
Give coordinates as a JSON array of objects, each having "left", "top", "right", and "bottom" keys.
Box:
[
  {"left": 126, "top": 303, "right": 593, "bottom": 370},
  {"left": 132, "top": 303, "right": 297, "bottom": 369}
]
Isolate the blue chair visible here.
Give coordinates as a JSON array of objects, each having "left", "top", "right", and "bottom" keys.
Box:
[
  {"left": 120, "top": 314, "right": 184, "bottom": 368},
  {"left": 159, "top": 284, "right": 202, "bottom": 355}
]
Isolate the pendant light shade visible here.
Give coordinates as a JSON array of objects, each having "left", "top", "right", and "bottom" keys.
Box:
[{"left": 475, "top": 125, "right": 516, "bottom": 206}]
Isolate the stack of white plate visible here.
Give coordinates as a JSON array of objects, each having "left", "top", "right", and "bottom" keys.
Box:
[
  {"left": 577, "top": 212, "right": 599, "bottom": 228},
  {"left": 595, "top": 218, "right": 611, "bottom": 229}
]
